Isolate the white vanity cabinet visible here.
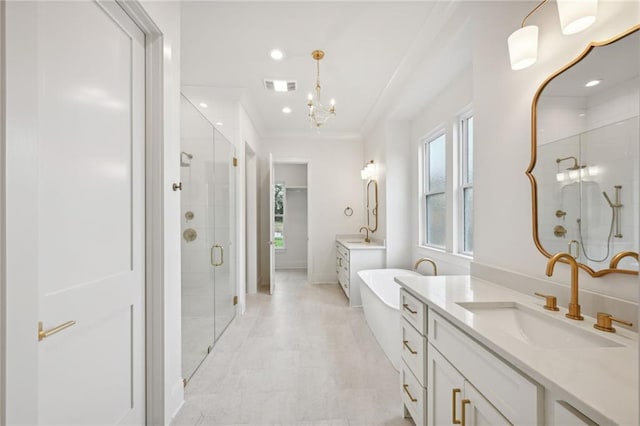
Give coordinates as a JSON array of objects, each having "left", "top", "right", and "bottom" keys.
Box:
[
  {"left": 428, "top": 309, "right": 541, "bottom": 425},
  {"left": 400, "top": 289, "right": 428, "bottom": 425},
  {"left": 335, "top": 240, "right": 385, "bottom": 306}
]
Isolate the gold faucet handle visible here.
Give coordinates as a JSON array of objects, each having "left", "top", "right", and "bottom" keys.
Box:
[
  {"left": 593, "top": 312, "right": 633, "bottom": 333},
  {"left": 534, "top": 292, "right": 559, "bottom": 311}
]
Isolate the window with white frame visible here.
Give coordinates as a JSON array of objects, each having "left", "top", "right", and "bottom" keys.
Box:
[
  {"left": 274, "top": 182, "right": 285, "bottom": 248},
  {"left": 422, "top": 132, "right": 446, "bottom": 248},
  {"left": 459, "top": 114, "right": 474, "bottom": 254}
]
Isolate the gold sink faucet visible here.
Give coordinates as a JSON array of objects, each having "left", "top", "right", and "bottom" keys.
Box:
[
  {"left": 359, "top": 226, "right": 371, "bottom": 243},
  {"left": 414, "top": 258, "right": 438, "bottom": 276},
  {"left": 545, "top": 252, "right": 583, "bottom": 320}
]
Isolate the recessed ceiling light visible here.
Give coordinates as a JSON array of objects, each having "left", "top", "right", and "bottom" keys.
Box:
[
  {"left": 215, "top": 122, "right": 223, "bottom": 126},
  {"left": 270, "top": 49, "right": 284, "bottom": 61},
  {"left": 585, "top": 79, "right": 602, "bottom": 87},
  {"left": 282, "top": 107, "right": 292, "bottom": 114},
  {"left": 199, "top": 102, "right": 208, "bottom": 108}
]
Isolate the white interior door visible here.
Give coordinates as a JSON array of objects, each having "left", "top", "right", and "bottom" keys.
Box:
[
  {"left": 268, "top": 153, "right": 276, "bottom": 295},
  {"left": 4, "top": 1, "right": 146, "bottom": 424}
]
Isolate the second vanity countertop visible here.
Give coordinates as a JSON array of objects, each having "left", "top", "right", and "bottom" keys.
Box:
[
  {"left": 336, "top": 235, "right": 385, "bottom": 250},
  {"left": 394, "top": 274, "right": 638, "bottom": 425}
]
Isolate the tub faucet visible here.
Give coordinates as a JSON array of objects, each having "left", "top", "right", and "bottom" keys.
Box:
[
  {"left": 414, "top": 258, "right": 438, "bottom": 276},
  {"left": 545, "top": 252, "right": 583, "bottom": 320},
  {"left": 359, "top": 226, "right": 371, "bottom": 243}
]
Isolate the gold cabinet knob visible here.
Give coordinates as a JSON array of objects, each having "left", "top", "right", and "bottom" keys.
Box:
[
  {"left": 534, "top": 292, "right": 559, "bottom": 311},
  {"left": 594, "top": 312, "right": 633, "bottom": 333}
]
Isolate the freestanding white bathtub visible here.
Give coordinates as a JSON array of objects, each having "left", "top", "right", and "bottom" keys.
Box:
[{"left": 357, "top": 268, "right": 422, "bottom": 371}]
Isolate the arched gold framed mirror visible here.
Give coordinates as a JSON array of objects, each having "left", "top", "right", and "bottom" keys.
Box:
[
  {"left": 366, "top": 179, "right": 378, "bottom": 233},
  {"left": 528, "top": 25, "right": 640, "bottom": 277}
]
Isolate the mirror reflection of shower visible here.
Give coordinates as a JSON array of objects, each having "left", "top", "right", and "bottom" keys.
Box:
[
  {"left": 181, "top": 151, "right": 193, "bottom": 167},
  {"left": 576, "top": 185, "right": 623, "bottom": 263}
]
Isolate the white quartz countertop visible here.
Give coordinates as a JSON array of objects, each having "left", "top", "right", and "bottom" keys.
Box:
[
  {"left": 336, "top": 236, "right": 385, "bottom": 250},
  {"left": 394, "top": 275, "right": 638, "bottom": 425}
]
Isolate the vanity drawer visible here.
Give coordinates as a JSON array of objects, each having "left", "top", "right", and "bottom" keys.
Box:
[
  {"left": 401, "top": 318, "right": 427, "bottom": 386},
  {"left": 336, "top": 242, "right": 349, "bottom": 260},
  {"left": 400, "top": 289, "right": 427, "bottom": 335},
  {"left": 401, "top": 360, "right": 426, "bottom": 426},
  {"left": 428, "top": 309, "right": 541, "bottom": 425}
]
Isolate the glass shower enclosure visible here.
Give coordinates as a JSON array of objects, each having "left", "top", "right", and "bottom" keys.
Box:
[{"left": 180, "top": 94, "right": 236, "bottom": 381}]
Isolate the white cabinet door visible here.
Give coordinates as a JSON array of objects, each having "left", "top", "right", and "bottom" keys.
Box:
[
  {"left": 463, "top": 382, "right": 511, "bottom": 426},
  {"left": 428, "top": 345, "right": 465, "bottom": 426}
]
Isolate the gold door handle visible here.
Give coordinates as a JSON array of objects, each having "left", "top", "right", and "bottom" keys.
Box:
[
  {"left": 461, "top": 399, "right": 471, "bottom": 426},
  {"left": 402, "top": 384, "right": 417, "bottom": 402},
  {"left": 403, "top": 340, "right": 418, "bottom": 355},
  {"left": 452, "top": 388, "right": 461, "bottom": 424},
  {"left": 38, "top": 320, "right": 76, "bottom": 341},
  {"left": 402, "top": 303, "right": 417, "bottom": 314}
]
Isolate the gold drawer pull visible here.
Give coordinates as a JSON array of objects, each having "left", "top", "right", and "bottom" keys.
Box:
[
  {"left": 403, "top": 340, "right": 418, "bottom": 354},
  {"left": 461, "top": 399, "right": 470, "bottom": 426},
  {"left": 403, "top": 384, "right": 418, "bottom": 402},
  {"left": 38, "top": 320, "right": 76, "bottom": 341},
  {"left": 452, "top": 388, "right": 461, "bottom": 424},
  {"left": 402, "top": 303, "right": 417, "bottom": 314}
]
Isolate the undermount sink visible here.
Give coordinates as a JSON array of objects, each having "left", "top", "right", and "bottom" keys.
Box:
[
  {"left": 456, "top": 301, "right": 622, "bottom": 349},
  {"left": 345, "top": 240, "right": 366, "bottom": 243}
]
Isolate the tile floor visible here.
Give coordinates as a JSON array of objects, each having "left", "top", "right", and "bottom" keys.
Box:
[{"left": 172, "top": 269, "right": 415, "bottom": 426}]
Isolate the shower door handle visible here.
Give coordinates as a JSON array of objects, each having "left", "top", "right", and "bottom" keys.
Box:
[{"left": 211, "top": 244, "right": 224, "bottom": 267}]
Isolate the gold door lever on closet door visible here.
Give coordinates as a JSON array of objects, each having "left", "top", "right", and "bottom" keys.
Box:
[{"left": 38, "top": 320, "right": 76, "bottom": 341}]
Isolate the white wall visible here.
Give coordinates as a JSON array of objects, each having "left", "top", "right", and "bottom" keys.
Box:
[
  {"left": 260, "top": 136, "right": 364, "bottom": 284},
  {"left": 362, "top": 121, "right": 413, "bottom": 269},
  {"left": 239, "top": 105, "right": 262, "bottom": 301},
  {"left": 470, "top": 1, "right": 639, "bottom": 303}
]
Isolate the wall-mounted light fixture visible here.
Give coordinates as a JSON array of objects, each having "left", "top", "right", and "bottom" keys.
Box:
[
  {"left": 508, "top": 0, "right": 598, "bottom": 71},
  {"left": 361, "top": 160, "right": 376, "bottom": 181}
]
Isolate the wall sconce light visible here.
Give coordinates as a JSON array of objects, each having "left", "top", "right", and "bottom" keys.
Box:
[
  {"left": 361, "top": 160, "right": 376, "bottom": 181},
  {"left": 508, "top": 0, "right": 598, "bottom": 71}
]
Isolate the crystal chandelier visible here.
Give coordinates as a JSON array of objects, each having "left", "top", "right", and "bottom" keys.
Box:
[{"left": 307, "top": 50, "right": 335, "bottom": 128}]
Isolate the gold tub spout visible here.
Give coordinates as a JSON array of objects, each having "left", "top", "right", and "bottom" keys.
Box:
[
  {"left": 414, "top": 258, "right": 438, "bottom": 276},
  {"left": 609, "top": 251, "right": 639, "bottom": 269},
  {"left": 546, "top": 252, "right": 583, "bottom": 320}
]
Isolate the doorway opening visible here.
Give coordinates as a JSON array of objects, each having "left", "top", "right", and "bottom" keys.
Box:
[{"left": 271, "top": 161, "right": 309, "bottom": 291}]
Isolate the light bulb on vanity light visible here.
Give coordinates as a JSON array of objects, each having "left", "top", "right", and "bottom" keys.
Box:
[
  {"left": 557, "top": 0, "right": 597, "bottom": 35},
  {"left": 508, "top": 25, "right": 539, "bottom": 70},
  {"left": 507, "top": 0, "right": 598, "bottom": 71}
]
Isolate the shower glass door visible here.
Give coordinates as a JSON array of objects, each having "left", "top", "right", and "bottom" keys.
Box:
[
  {"left": 213, "top": 129, "right": 236, "bottom": 341},
  {"left": 180, "top": 95, "right": 216, "bottom": 380}
]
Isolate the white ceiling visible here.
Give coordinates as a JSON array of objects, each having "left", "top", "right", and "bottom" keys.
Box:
[{"left": 180, "top": 1, "right": 467, "bottom": 139}]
